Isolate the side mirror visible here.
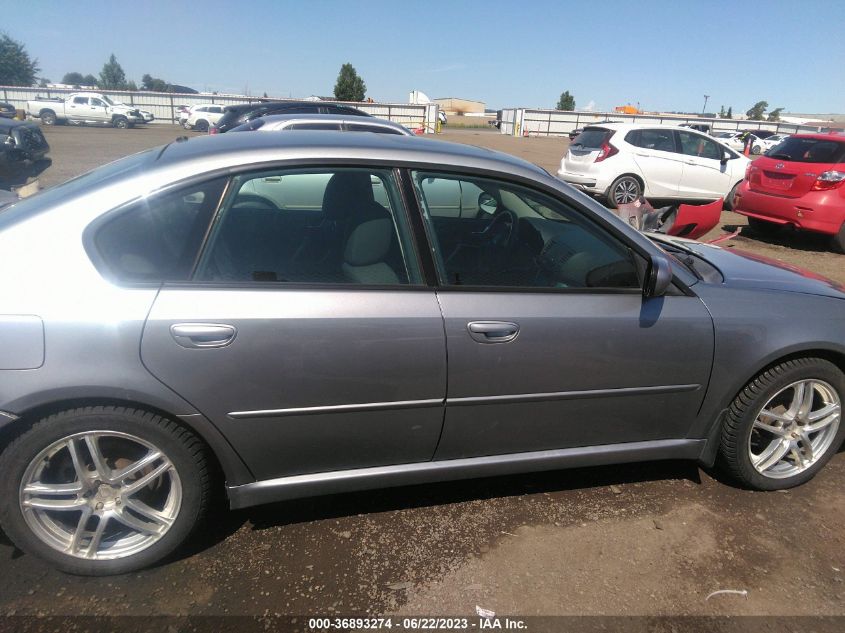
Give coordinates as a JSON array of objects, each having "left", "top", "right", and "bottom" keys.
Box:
[{"left": 643, "top": 253, "right": 673, "bottom": 298}]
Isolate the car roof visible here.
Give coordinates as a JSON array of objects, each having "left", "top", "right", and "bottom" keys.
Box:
[
  {"left": 584, "top": 122, "right": 705, "bottom": 132},
  {"left": 156, "top": 130, "right": 548, "bottom": 180}
]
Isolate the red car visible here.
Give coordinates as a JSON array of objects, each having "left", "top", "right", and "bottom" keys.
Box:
[{"left": 734, "top": 132, "right": 845, "bottom": 252}]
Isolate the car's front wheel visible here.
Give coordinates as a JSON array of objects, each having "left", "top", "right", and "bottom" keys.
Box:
[
  {"left": 606, "top": 175, "right": 642, "bottom": 208},
  {"left": 0, "top": 406, "right": 210, "bottom": 575},
  {"left": 720, "top": 358, "right": 844, "bottom": 490}
]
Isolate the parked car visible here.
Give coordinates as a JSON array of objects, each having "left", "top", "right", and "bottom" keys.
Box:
[
  {"left": 211, "top": 100, "right": 372, "bottom": 134},
  {"left": 230, "top": 113, "right": 414, "bottom": 135},
  {"left": 734, "top": 132, "right": 845, "bottom": 252},
  {"left": 680, "top": 123, "right": 712, "bottom": 134},
  {"left": 25, "top": 93, "right": 151, "bottom": 128},
  {"left": 558, "top": 123, "right": 750, "bottom": 208},
  {"left": 0, "top": 131, "right": 843, "bottom": 575},
  {"left": 185, "top": 104, "right": 226, "bottom": 132},
  {"left": 753, "top": 133, "right": 790, "bottom": 155},
  {"left": 0, "top": 118, "right": 51, "bottom": 189},
  {"left": 712, "top": 130, "right": 762, "bottom": 152},
  {"left": 0, "top": 102, "right": 16, "bottom": 119}
]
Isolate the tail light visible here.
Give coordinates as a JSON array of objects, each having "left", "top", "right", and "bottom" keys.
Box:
[
  {"left": 811, "top": 170, "right": 845, "bottom": 191},
  {"left": 208, "top": 127, "right": 219, "bottom": 135},
  {"left": 594, "top": 141, "right": 618, "bottom": 163}
]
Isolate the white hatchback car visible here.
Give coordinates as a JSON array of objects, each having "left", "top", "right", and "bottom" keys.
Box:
[{"left": 558, "top": 123, "right": 750, "bottom": 208}]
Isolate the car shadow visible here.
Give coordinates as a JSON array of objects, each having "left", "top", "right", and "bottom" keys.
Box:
[
  {"left": 723, "top": 223, "right": 835, "bottom": 253},
  {"left": 179, "top": 459, "right": 703, "bottom": 560}
]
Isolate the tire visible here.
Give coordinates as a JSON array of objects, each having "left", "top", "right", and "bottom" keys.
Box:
[
  {"left": 194, "top": 119, "right": 209, "bottom": 133},
  {"left": 606, "top": 175, "right": 642, "bottom": 208},
  {"left": 720, "top": 358, "right": 845, "bottom": 491},
  {"left": 751, "top": 145, "right": 762, "bottom": 155},
  {"left": 40, "top": 110, "right": 56, "bottom": 126},
  {"left": 746, "top": 217, "right": 779, "bottom": 235},
  {"left": 113, "top": 116, "right": 129, "bottom": 129},
  {"left": 0, "top": 406, "right": 210, "bottom": 575},
  {"left": 724, "top": 182, "right": 740, "bottom": 211},
  {"left": 832, "top": 222, "right": 845, "bottom": 254}
]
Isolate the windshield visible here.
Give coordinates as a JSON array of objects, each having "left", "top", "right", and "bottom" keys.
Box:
[
  {"left": 766, "top": 137, "right": 845, "bottom": 163},
  {"left": 571, "top": 128, "right": 611, "bottom": 149},
  {"left": 100, "top": 95, "right": 115, "bottom": 105}
]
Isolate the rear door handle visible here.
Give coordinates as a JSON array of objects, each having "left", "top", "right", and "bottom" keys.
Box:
[
  {"left": 170, "top": 323, "right": 237, "bottom": 349},
  {"left": 467, "top": 321, "right": 519, "bottom": 344}
]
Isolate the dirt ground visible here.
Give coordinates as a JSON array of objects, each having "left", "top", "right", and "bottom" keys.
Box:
[{"left": 1, "top": 123, "right": 843, "bottom": 630}]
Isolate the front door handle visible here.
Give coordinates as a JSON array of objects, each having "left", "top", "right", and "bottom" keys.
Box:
[
  {"left": 467, "top": 321, "right": 519, "bottom": 344},
  {"left": 170, "top": 323, "right": 237, "bottom": 349}
]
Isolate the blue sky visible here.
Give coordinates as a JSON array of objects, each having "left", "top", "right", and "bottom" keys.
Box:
[{"left": 2, "top": 0, "right": 843, "bottom": 113}]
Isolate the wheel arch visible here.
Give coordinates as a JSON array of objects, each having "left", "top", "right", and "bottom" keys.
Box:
[
  {"left": 697, "top": 346, "right": 845, "bottom": 467},
  {"left": 0, "top": 394, "right": 254, "bottom": 490}
]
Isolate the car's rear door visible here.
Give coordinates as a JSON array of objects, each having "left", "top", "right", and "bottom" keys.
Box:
[
  {"left": 627, "top": 128, "right": 685, "bottom": 197},
  {"left": 136, "top": 166, "right": 447, "bottom": 482},
  {"left": 676, "top": 130, "right": 733, "bottom": 198},
  {"left": 409, "top": 170, "right": 714, "bottom": 459}
]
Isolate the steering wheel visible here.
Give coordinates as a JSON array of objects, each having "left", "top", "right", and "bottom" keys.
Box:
[{"left": 482, "top": 208, "right": 519, "bottom": 249}]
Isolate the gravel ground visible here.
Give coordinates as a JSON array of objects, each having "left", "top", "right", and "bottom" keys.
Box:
[{"left": 1, "top": 123, "right": 843, "bottom": 629}]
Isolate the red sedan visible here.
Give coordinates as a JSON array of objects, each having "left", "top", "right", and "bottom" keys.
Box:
[{"left": 733, "top": 132, "right": 845, "bottom": 252}]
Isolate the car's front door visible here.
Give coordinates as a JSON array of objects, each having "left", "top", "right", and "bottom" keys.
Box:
[
  {"left": 676, "top": 130, "right": 733, "bottom": 198},
  {"left": 627, "top": 128, "right": 685, "bottom": 197},
  {"left": 68, "top": 96, "right": 92, "bottom": 121},
  {"left": 138, "top": 167, "right": 447, "bottom": 481},
  {"left": 410, "top": 171, "right": 715, "bottom": 459}
]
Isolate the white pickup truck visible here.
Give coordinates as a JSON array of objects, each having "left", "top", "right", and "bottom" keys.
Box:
[{"left": 26, "top": 93, "right": 154, "bottom": 128}]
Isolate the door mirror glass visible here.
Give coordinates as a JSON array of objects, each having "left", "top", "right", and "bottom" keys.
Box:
[{"left": 644, "top": 253, "right": 673, "bottom": 298}]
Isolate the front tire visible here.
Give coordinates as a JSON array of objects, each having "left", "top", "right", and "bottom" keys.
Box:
[
  {"left": 752, "top": 145, "right": 762, "bottom": 155},
  {"left": 0, "top": 406, "right": 210, "bottom": 575},
  {"left": 194, "top": 119, "right": 209, "bottom": 133},
  {"left": 832, "top": 222, "right": 845, "bottom": 254},
  {"left": 113, "top": 116, "right": 129, "bottom": 129},
  {"left": 724, "top": 182, "right": 740, "bottom": 211},
  {"left": 720, "top": 358, "right": 844, "bottom": 490},
  {"left": 606, "top": 175, "right": 642, "bottom": 208}
]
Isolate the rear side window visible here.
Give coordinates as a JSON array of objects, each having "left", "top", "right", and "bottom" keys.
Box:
[
  {"left": 571, "top": 128, "right": 611, "bottom": 149},
  {"left": 767, "top": 137, "right": 845, "bottom": 163},
  {"left": 626, "top": 129, "right": 677, "bottom": 153},
  {"left": 93, "top": 178, "right": 227, "bottom": 282}
]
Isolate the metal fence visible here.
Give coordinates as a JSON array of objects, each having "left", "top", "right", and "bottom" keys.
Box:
[
  {"left": 0, "top": 86, "right": 439, "bottom": 132},
  {"left": 500, "top": 108, "right": 830, "bottom": 137}
]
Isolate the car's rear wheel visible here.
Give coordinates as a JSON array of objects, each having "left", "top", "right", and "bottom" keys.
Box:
[
  {"left": 832, "top": 222, "right": 845, "bottom": 254},
  {"left": 0, "top": 406, "right": 210, "bottom": 575},
  {"left": 607, "top": 175, "right": 642, "bottom": 208},
  {"left": 724, "top": 182, "right": 740, "bottom": 211},
  {"left": 40, "top": 110, "right": 56, "bottom": 126},
  {"left": 746, "top": 217, "right": 779, "bottom": 235},
  {"left": 720, "top": 358, "right": 844, "bottom": 490},
  {"left": 194, "top": 119, "right": 209, "bottom": 132},
  {"left": 751, "top": 145, "right": 762, "bottom": 155}
]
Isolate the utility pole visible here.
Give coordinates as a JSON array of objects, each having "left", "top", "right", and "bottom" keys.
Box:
[{"left": 702, "top": 95, "right": 710, "bottom": 116}]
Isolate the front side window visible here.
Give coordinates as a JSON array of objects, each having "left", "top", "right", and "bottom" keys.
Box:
[
  {"left": 413, "top": 172, "right": 641, "bottom": 290},
  {"left": 91, "top": 99, "right": 106, "bottom": 107},
  {"left": 677, "top": 131, "right": 722, "bottom": 160},
  {"left": 195, "top": 168, "right": 420, "bottom": 286},
  {"left": 94, "top": 178, "right": 227, "bottom": 282}
]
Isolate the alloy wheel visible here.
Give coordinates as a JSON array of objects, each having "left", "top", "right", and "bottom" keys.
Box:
[{"left": 613, "top": 179, "right": 640, "bottom": 205}]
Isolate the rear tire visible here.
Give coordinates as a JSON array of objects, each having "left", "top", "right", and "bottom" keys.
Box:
[
  {"left": 720, "top": 358, "right": 845, "bottom": 491},
  {"left": 194, "top": 119, "right": 209, "bottom": 133},
  {"left": 832, "top": 222, "right": 845, "bottom": 254},
  {"left": 751, "top": 145, "right": 762, "bottom": 155},
  {"left": 606, "top": 175, "right": 642, "bottom": 209},
  {"left": 0, "top": 406, "right": 210, "bottom": 575},
  {"left": 40, "top": 110, "right": 56, "bottom": 126},
  {"left": 724, "top": 182, "right": 740, "bottom": 211}
]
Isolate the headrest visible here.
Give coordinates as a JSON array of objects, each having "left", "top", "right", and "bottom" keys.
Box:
[{"left": 343, "top": 218, "right": 393, "bottom": 266}]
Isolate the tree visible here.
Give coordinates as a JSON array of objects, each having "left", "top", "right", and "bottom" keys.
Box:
[
  {"left": 718, "top": 105, "right": 726, "bottom": 118},
  {"left": 141, "top": 73, "right": 169, "bottom": 92},
  {"left": 333, "top": 63, "right": 366, "bottom": 101},
  {"left": 99, "top": 54, "right": 127, "bottom": 90},
  {"left": 38, "top": 77, "right": 50, "bottom": 87},
  {"left": 767, "top": 107, "right": 784, "bottom": 122},
  {"left": 126, "top": 79, "right": 138, "bottom": 91},
  {"left": 726, "top": 106, "right": 733, "bottom": 119},
  {"left": 556, "top": 90, "right": 575, "bottom": 111},
  {"left": 83, "top": 74, "right": 97, "bottom": 86},
  {"left": 746, "top": 100, "right": 768, "bottom": 121},
  {"left": 62, "top": 71, "right": 85, "bottom": 85},
  {"left": 0, "top": 33, "right": 40, "bottom": 86}
]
